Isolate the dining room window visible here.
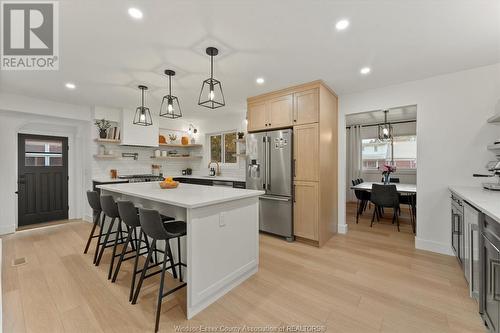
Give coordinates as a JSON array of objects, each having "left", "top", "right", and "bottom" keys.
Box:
[
  {"left": 208, "top": 131, "right": 237, "bottom": 164},
  {"left": 362, "top": 135, "right": 417, "bottom": 170}
]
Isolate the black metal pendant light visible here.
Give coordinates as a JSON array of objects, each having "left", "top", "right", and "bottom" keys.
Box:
[
  {"left": 198, "top": 47, "right": 225, "bottom": 109},
  {"left": 160, "top": 69, "right": 182, "bottom": 119},
  {"left": 378, "top": 110, "right": 393, "bottom": 141},
  {"left": 133, "top": 85, "right": 153, "bottom": 126}
]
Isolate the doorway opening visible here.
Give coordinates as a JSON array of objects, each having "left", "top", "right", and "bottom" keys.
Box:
[
  {"left": 345, "top": 105, "right": 417, "bottom": 238},
  {"left": 17, "top": 133, "right": 69, "bottom": 227}
]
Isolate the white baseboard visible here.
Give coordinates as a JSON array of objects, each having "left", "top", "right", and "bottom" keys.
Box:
[
  {"left": 83, "top": 215, "right": 92, "bottom": 223},
  {"left": 415, "top": 237, "right": 453, "bottom": 256},
  {"left": 0, "top": 224, "right": 15, "bottom": 236},
  {"left": 338, "top": 223, "right": 348, "bottom": 234}
]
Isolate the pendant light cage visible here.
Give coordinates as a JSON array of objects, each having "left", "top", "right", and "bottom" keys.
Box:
[
  {"left": 198, "top": 47, "right": 225, "bottom": 109},
  {"left": 133, "top": 85, "right": 153, "bottom": 126},
  {"left": 159, "top": 70, "right": 182, "bottom": 119},
  {"left": 378, "top": 110, "right": 393, "bottom": 141}
]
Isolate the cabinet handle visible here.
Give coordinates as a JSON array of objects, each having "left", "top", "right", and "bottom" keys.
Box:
[
  {"left": 269, "top": 123, "right": 271, "bottom": 126},
  {"left": 293, "top": 185, "right": 296, "bottom": 203}
]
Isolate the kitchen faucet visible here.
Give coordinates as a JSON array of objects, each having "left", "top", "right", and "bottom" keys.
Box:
[{"left": 208, "top": 161, "right": 221, "bottom": 176}]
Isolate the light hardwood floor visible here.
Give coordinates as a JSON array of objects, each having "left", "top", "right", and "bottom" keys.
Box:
[{"left": 2, "top": 205, "right": 484, "bottom": 332}]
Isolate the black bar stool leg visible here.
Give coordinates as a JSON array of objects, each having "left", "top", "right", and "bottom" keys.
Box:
[
  {"left": 108, "top": 219, "right": 123, "bottom": 280},
  {"left": 84, "top": 210, "right": 100, "bottom": 254},
  {"left": 177, "top": 236, "right": 182, "bottom": 282},
  {"left": 93, "top": 213, "right": 106, "bottom": 264},
  {"left": 129, "top": 229, "right": 144, "bottom": 302},
  {"left": 132, "top": 241, "right": 155, "bottom": 304},
  {"left": 96, "top": 217, "right": 116, "bottom": 266},
  {"left": 165, "top": 240, "right": 177, "bottom": 279},
  {"left": 155, "top": 250, "right": 169, "bottom": 332},
  {"left": 112, "top": 225, "right": 133, "bottom": 283}
]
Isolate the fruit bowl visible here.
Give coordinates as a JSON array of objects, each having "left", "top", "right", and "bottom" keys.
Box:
[{"left": 159, "top": 181, "right": 179, "bottom": 189}]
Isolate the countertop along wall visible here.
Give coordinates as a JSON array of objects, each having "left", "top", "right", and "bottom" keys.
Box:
[{"left": 338, "top": 63, "right": 500, "bottom": 254}]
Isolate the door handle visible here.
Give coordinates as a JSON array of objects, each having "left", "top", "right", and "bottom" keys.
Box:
[
  {"left": 15, "top": 191, "right": 18, "bottom": 195},
  {"left": 293, "top": 185, "right": 296, "bottom": 203},
  {"left": 267, "top": 137, "right": 271, "bottom": 191},
  {"left": 261, "top": 195, "right": 291, "bottom": 202},
  {"left": 293, "top": 159, "right": 296, "bottom": 178}
]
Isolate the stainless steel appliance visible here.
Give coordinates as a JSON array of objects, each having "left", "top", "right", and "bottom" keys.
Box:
[
  {"left": 464, "top": 202, "right": 480, "bottom": 300},
  {"left": 246, "top": 129, "right": 293, "bottom": 241}
]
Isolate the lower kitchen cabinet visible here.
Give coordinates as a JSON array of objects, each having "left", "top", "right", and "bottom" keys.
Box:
[
  {"left": 481, "top": 214, "right": 500, "bottom": 332},
  {"left": 293, "top": 180, "right": 319, "bottom": 242}
]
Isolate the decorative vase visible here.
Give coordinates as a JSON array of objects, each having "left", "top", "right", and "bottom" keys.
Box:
[
  {"left": 99, "top": 129, "right": 107, "bottom": 139},
  {"left": 383, "top": 173, "right": 390, "bottom": 184}
]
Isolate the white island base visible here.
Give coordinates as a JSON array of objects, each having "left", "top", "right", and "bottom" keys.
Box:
[{"left": 97, "top": 182, "right": 263, "bottom": 319}]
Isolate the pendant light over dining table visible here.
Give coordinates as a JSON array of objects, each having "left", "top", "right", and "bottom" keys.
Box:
[
  {"left": 198, "top": 47, "right": 225, "bottom": 109},
  {"left": 378, "top": 110, "right": 393, "bottom": 141},
  {"left": 133, "top": 85, "right": 153, "bottom": 126},
  {"left": 160, "top": 69, "right": 182, "bottom": 119}
]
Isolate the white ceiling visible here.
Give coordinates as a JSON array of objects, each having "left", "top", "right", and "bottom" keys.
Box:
[
  {"left": 345, "top": 105, "right": 417, "bottom": 126},
  {"left": 1, "top": 0, "right": 499, "bottom": 120}
]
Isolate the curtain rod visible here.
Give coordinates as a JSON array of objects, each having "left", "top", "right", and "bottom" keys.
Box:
[{"left": 346, "top": 119, "right": 416, "bottom": 129}]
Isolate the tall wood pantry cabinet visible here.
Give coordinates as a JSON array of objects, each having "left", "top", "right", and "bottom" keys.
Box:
[{"left": 247, "top": 80, "right": 338, "bottom": 247}]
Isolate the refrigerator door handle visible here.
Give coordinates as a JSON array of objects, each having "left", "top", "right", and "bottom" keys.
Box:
[
  {"left": 263, "top": 137, "right": 267, "bottom": 189},
  {"left": 267, "top": 136, "right": 271, "bottom": 191},
  {"left": 261, "top": 195, "right": 291, "bottom": 202}
]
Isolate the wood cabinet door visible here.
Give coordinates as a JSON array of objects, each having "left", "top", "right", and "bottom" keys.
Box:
[
  {"left": 293, "top": 181, "right": 319, "bottom": 240},
  {"left": 294, "top": 88, "right": 319, "bottom": 125},
  {"left": 247, "top": 101, "right": 268, "bottom": 132},
  {"left": 293, "top": 123, "right": 319, "bottom": 181},
  {"left": 267, "top": 94, "right": 293, "bottom": 129}
]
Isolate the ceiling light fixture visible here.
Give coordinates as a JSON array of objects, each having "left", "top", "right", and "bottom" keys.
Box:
[
  {"left": 198, "top": 47, "right": 225, "bottom": 109},
  {"left": 360, "top": 67, "right": 371, "bottom": 75},
  {"left": 133, "top": 85, "right": 153, "bottom": 126},
  {"left": 160, "top": 69, "right": 182, "bottom": 119},
  {"left": 378, "top": 110, "right": 393, "bottom": 141},
  {"left": 128, "top": 7, "right": 143, "bottom": 19},
  {"left": 256, "top": 77, "right": 265, "bottom": 85},
  {"left": 335, "top": 19, "right": 350, "bottom": 31},
  {"left": 65, "top": 82, "right": 76, "bottom": 89}
]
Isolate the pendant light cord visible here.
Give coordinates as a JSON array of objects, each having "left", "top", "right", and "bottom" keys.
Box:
[
  {"left": 210, "top": 54, "right": 214, "bottom": 80},
  {"left": 168, "top": 74, "right": 172, "bottom": 96},
  {"left": 141, "top": 87, "right": 144, "bottom": 109}
]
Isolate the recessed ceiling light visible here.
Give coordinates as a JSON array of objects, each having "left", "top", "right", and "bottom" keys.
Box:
[
  {"left": 335, "top": 19, "right": 350, "bottom": 31},
  {"left": 360, "top": 67, "right": 371, "bottom": 75},
  {"left": 256, "top": 77, "right": 265, "bottom": 85},
  {"left": 128, "top": 7, "right": 143, "bottom": 19},
  {"left": 65, "top": 82, "right": 76, "bottom": 89}
]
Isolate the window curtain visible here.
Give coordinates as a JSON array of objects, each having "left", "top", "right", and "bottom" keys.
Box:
[{"left": 346, "top": 125, "right": 362, "bottom": 202}]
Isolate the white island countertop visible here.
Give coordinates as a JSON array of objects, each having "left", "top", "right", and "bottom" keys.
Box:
[
  {"left": 449, "top": 185, "right": 500, "bottom": 222},
  {"left": 97, "top": 181, "right": 264, "bottom": 209}
]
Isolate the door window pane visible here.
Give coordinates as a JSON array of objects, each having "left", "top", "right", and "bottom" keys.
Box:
[
  {"left": 25, "top": 139, "right": 63, "bottom": 166},
  {"left": 210, "top": 135, "right": 222, "bottom": 163},
  {"left": 224, "top": 132, "right": 237, "bottom": 163}
]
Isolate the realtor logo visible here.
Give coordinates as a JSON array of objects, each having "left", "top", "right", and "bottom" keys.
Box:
[{"left": 1, "top": 1, "right": 59, "bottom": 70}]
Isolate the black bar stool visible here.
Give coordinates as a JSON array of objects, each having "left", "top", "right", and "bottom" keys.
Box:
[
  {"left": 84, "top": 191, "right": 106, "bottom": 264},
  {"left": 112, "top": 200, "right": 154, "bottom": 300},
  {"left": 96, "top": 195, "right": 128, "bottom": 279},
  {"left": 133, "top": 208, "right": 187, "bottom": 332}
]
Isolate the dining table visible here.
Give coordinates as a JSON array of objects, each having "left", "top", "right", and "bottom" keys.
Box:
[{"left": 350, "top": 182, "right": 416, "bottom": 193}]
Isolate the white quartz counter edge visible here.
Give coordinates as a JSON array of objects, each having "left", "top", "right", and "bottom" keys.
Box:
[
  {"left": 449, "top": 186, "right": 500, "bottom": 223},
  {"left": 97, "top": 182, "right": 264, "bottom": 209}
]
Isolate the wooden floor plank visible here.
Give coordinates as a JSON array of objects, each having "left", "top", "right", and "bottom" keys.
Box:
[{"left": 1, "top": 206, "right": 484, "bottom": 332}]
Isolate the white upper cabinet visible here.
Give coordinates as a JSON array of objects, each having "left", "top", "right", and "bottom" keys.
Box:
[{"left": 121, "top": 108, "right": 159, "bottom": 147}]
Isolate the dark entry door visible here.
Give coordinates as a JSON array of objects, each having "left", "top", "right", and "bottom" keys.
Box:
[{"left": 17, "top": 134, "right": 69, "bottom": 227}]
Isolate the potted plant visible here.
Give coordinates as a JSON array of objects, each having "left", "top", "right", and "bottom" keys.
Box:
[
  {"left": 95, "top": 119, "right": 111, "bottom": 139},
  {"left": 168, "top": 134, "right": 177, "bottom": 143},
  {"left": 380, "top": 164, "right": 396, "bottom": 184}
]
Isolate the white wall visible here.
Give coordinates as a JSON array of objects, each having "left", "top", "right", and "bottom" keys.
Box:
[
  {"left": 338, "top": 63, "right": 500, "bottom": 254},
  {"left": 0, "top": 94, "right": 92, "bottom": 234}
]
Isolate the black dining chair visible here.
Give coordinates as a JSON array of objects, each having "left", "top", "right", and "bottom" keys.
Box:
[
  {"left": 370, "top": 184, "right": 401, "bottom": 231},
  {"left": 352, "top": 179, "right": 370, "bottom": 223},
  {"left": 399, "top": 193, "right": 416, "bottom": 233}
]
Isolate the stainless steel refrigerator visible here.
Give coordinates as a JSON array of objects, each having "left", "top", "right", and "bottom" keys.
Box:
[{"left": 246, "top": 129, "right": 293, "bottom": 241}]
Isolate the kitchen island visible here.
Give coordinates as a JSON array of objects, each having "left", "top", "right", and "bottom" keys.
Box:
[{"left": 97, "top": 181, "right": 264, "bottom": 319}]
